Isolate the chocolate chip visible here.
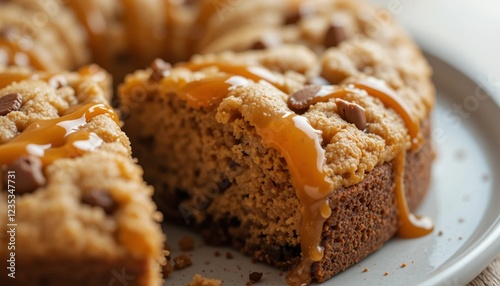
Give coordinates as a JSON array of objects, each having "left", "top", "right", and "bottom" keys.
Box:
[
  {"left": 251, "top": 33, "right": 281, "bottom": 50},
  {"left": 284, "top": 11, "right": 301, "bottom": 25},
  {"left": 48, "top": 75, "right": 68, "bottom": 89},
  {"left": 249, "top": 272, "right": 263, "bottom": 283},
  {"left": 0, "top": 93, "right": 22, "bottom": 116},
  {"left": 335, "top": 98, "right": 366, "bottom": 130},
  {"left": 149, "top": 58, "right": 172, "bottom": 83},
  {"left": 324, "top": 21, "right": 347, "bottom": 48},
  {"left": 287, "top": 85, "right": 321, "bottom": 111},
  {"left": 82, "top": 189, "right": 117, "bottom": 215},
  {"left": 9, "top": 155, "right": 46, "bottom": 194},
  {"left": 284, "top": 5, "right": 315, "bottom": 25},
  {"left": 1, "top": 26, "right": 17, "bottom": 41},
  {"left": 251, "top": 40, "right": 268, "bottom": 50}
]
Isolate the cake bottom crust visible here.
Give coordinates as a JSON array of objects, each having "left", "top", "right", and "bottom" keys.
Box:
[{"left": 0, "top": 258, "right": 155, "bottom": 286}]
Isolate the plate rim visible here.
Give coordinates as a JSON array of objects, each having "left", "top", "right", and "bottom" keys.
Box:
[{"left": 416, "top": 48, "right": 500, "bottom": 286}]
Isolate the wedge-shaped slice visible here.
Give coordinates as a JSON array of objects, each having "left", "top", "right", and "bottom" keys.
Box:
[
  {"left": 0, "top": 67, "right": 165, "bottom": 286},
  {"left": 119, "top": 44, "right": 434, "bottom": 284}
]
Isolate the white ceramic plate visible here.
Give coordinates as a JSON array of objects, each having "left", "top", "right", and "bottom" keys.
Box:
[{"left": 163, "top": 54, "right": 500, "bottom": 285}]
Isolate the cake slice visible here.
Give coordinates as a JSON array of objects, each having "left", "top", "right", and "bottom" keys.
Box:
[
  {"left": 119, "top": 42, "right": 434, "bottom": 284},
  {"left": 0, "top": 67, "right": 165, "bottom": 285}
]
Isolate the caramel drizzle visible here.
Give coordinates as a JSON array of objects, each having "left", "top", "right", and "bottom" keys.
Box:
[
  {"left": 0, "top": 103, "right": 118, "bottom": 166},
  {"left": 393, "top": 150, "right": 434, "bottom": 237},
  {"left": 65, "top": 0, "right": 108, "bottom": 66},
  {"left": 0, "top": 64, "right": 108, "bottom": 91},
  {"left": 0, "top": 39, "right": 48, "bottom": 70},
  {"left": 259, "top": 112, "right": 331, "bottom": 286},
  {"left": 168, "top": 64, "right": 432, "bottom": 286},
  {"left": 0, "top": 73, "right": 36, "bottom": 90},
  {"left": 183, "top": 62, "right": 287, "bottom": 92},
  {"left": 307, "top": 79, "right": 422, "bottom": 150},
  {"left": 172, "top": 65, "right": 331, "bottom": 286}
]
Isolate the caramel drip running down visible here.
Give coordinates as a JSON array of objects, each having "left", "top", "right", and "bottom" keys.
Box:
[
  {"left": 393, "top": 150, "right": 434, "bottom": 237},
  {"left": 0, "top": 103, "right": 118, "bottom": 166},
  {"left": 65, "top": 0, "right": 107, "bottom": 66},
  {"left": 0, "top": 39, "right": 48, "bottom": 70},
  {"left": 172, "top": 66, "right": 331, "bottom": 286},
  {"left": 307, "top": 79, "right": 422, "bottom": 150}
]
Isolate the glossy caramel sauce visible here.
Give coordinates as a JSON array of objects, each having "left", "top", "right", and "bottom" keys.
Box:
[
  {"left": 393, "top": 150, "right": 434, "bottom": 237},
  {"left": 65, "top": 0, "right": 108, "bottom": 66},
  {"left": 0, "top": 39, "right": 47, "bottom": 70},
  {"left": 168, "top": 63, "right": 432, "bottom": 286},
  {"left": 183, "top": 62, "right": 288, "bottom": 92},
  {"left": 306, "top": 79, "right": 422, "bottom": 150},
  {"left": 0, "top": 65, "right": 108, "bottom": 91},
  {"left": 171, "top": 66, "right": 331, "bottom": 286},
  {"left": 0, "top": 103, "right": 118, "bottom": 166},
  {"left": 0, "top": 73, "right": 36, "bottom": 90}
]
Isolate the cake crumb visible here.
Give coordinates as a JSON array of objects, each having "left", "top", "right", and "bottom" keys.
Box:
[
  {"left": 173, "top": 254, "right": 193, "bottom": 270},
  {"left": 187, "top": 274, "right": 222, "bottom": 286},
  {"left": 458, "top": 218, "right": 465, "bottom": 223},
  {"left": 401, "top": 263, "right": 407, "bottom": 268},
  {"left": 363, "top": 268, "right": 369, "bottom": 272},
  {"left": 246, "top": 272, "right": 263, "bottom": 285},
  {"left": 226, "top": 252, "right": 234, "bottom": 259},
  {"left": 438, "top": 230, "right": 443, "bottom": 236},
  {"left": 179, "top": 236, "right": 196, "bottom": 251},
  {"left": 459, "top": 236, "right": 463, "bottom": 241},
  {"left": 214, "top": 251, "right": 221, "bottom": 257},
  {"left": 384, "top": 272, "right": 389, "bottom": 276},
  {"left": 411, "top": 261, "right": 414, "bottom": 264},
  {"left": 162, "top": 261, "right": 174, "bottom": 278}
]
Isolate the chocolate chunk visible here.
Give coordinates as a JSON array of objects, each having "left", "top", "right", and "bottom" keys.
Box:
[
  {"left": 9, "top": 155, "right": 46, "bottom": 194},
  {"left": 249, "top": 272, "right": 263, "bottom": 283},
  {"left": 287, "top": 85, "right": 321, "bottom": 111},
  {"left": 335, "top": 98, "right": 366, "bottom": 130},
  {"left": 284, "top": 4, "right": 315, "bottom": 25},
  {"left": 82, "top": 189, "right": 118, "bottom": 215},
  {"left": 149, "top": 58, "right": 172, "bottom": 83},
  {"left": 1, "top": 26, "right": 17, "bottom": 41},
  {"left": 0, "top": 93, "right": 22, "bottom": 116},
  {"left": 284, "top": 11, "right": 301, "bottom": 25},
  {"left": 48, "top": 75, "right": 68, "bottom": 89},
  {"left": 324, "top": 21, "right": 347, "bottom": 48},
  {"left": 251, "top": 33, "right": 281, "bottom": 50}
]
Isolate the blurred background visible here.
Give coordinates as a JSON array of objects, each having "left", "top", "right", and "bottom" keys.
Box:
[{"left": 374, "top": 0, "right": 500, "bottom": 102}]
